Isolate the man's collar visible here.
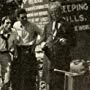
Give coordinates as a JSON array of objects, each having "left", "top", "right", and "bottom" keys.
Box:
[{"left": 52, "top": 21, "right": 61, "bottom": 30}]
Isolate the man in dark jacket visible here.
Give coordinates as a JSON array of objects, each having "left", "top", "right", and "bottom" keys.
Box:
[{"left": 43, "top": 1, "right": 76, "bottom": 90}]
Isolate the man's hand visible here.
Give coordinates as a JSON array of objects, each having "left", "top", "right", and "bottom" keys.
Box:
[
  {"left": 24, "top": 40, "right": 35, "bottom": 45},
  {"left": 59, "top": 38, "right": 67, "bottom": 45}
]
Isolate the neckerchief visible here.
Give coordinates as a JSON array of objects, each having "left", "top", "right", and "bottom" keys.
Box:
[{"left": 0, "top": 33, "right": 10, "bottom": 50}]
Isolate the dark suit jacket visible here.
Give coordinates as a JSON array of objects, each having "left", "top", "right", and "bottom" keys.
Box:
[{"left": 43, "top": 19, "right": 76, "bottom": 70}]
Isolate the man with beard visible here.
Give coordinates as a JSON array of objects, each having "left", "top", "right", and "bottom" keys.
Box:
[{"left": 43, "top": 1, "right": 76, "bottom": 90}]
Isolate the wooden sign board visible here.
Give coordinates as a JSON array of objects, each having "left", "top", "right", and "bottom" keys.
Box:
[
  {"left": 62, "top": 1, "right": 90, "bottom": 32},
  {"left": 62, "top": 1, "right": 90, "bottom": 60},
  {"left": 23, "top": 0, "right": 49, "bottom": 29}
]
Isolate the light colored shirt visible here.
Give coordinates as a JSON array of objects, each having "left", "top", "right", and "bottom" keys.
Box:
[
  {"left": 0, "top": 26, "right": 20, "bottom": 51},
  {"left": 13, "top": 21, "right": 43, "bottom": 45}
]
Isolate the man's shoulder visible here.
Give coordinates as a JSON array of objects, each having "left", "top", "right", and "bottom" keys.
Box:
[
  {"left": 13, "top": 21, "right": 21, "bottom": 26},
  {"left": 13, "top": 21, "right": 22, "bottom": 29},
  {"left": 60, "top": 20, "right": 74, "bottom": 33}
]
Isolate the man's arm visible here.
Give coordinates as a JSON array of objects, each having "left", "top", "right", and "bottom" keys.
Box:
[
  {"left": 9, "top": 29, "right": 22, "bottom": 59},
  {"left": 34, "top": 24, "right": 44, "bottom": 45}
]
